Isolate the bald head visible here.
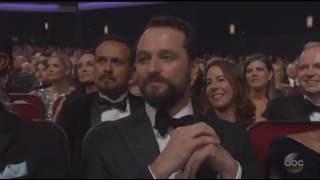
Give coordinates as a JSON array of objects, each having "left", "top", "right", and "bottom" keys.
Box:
[
  {"left": 298, "top": 46, "right": 320, "bottom": 65},
  {"left": 303, "top": 41, "right": 320, "bottom": 50}
]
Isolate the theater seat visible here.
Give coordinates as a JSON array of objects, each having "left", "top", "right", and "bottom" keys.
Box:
[
  {"left": 11, "top": 101, "right": 44, "bottom": 120},
  {"left": 9, "top": 93, "right": 46, "bottom": 113},
  {"left": 247, "top": 121, "right": 320, "bottom": 170}
]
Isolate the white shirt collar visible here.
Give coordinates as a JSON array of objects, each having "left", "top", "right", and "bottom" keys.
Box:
[
  {"left": 288, "top": 78, "right": 295, "bottom": 86},
  {"left": 146, "top": 99, "right": 194, "bottom": 128},
  {"left": 98, "top": 91, "right": 128, "bottom": 103},
  {"left": 303, "top": 95, "right": 320, "bottom": 107}
]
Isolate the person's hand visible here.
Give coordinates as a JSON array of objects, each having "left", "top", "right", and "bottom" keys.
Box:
[
  {"left": 149, "top": 122, "right": 220, "bottom": 179},
  {"left": 182, "top": 143, "right": 238, "bottom": 179}
]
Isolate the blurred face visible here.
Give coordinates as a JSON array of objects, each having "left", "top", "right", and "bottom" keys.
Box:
[
  {"left": 95, "top": 41, "right": 131, "bottom": 97},
  {"left": 35, "top": 63, "right": 47, "bottom": 83},
  {"left": 47, "top": 57, "right": 68, "bottom": 83},
  {"left": 31, "top": 52, "right": 41, "bottom": 65},
  {"left": 298, "top": 47, "right": 320, "bottom": 97},
  {"left": 0, "top": 53, "right": 9, "bottom": 88},
  {"left": 77, "top": 53, "right": 95, "bottom": 83},
  {"left": 287, "top": 63, "right": 298, "bottom": 79},
  {"left": 35, "top": 52, "right": 42, "bottom": 59},
  {"left": 13, "top": 56, "right": 26, "bottom": 71},
  {"left": 136, "top": 27, "right": 198, "bottom": 108},
  {"left": 21, "top": 62, "right": 34, "bottom": 74},
  {"left": 206, "top": 66, "right": 235, "bottom": 111},
  {"left": 0, "top": 53, "right": 9, "bottom": 72},
  {"left": 246, "top": 60, "right": 273, "bottom": 90}
]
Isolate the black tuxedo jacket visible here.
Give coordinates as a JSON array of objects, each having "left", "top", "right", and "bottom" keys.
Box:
[
  {"left": 56, "top": 91, "right": 144, "bottom": 177},
  {"left": 82, "top": 108, "right": 263, "bottom": 178},
  {"left": 0, "top": 109, "right": 69, "bottom": 178},
  {"left": 264, "top": 94, "right": 316, "bottom": 122}
]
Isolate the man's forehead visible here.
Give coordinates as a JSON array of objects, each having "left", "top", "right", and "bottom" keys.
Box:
[
  {"left": 96, "top": 41, "right": 129, "bottom": 54},
  {"left": 80, "top": 53, "right": 95, "bottom": 60}
]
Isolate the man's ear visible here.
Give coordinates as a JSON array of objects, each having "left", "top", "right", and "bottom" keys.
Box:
[{"left": 190, "top": 60, "right": 199, "bottom": 87}]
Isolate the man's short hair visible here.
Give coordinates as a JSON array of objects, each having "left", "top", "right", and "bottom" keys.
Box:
[
  {"left": 96, "top": 34, "right": 133, "bottom": 66},
  {"left": 144, "top": 15, "right": 199, "bottom": 61},
  {"left": 298, "top": 41, "right": 320, "bottom": 62}
]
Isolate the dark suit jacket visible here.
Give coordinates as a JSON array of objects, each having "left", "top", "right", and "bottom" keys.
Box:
[
  {"left": 264, "top": 94, "right": 314, "bottom": 122},
  {"left": 0, "top": 109, "right": 69, "bottom": 178},
  {"left": 82, "top": 108, "right": 263, "bottom": 178},
  {"left": 56, "top": 91, "right": 144, "bottom": 177}
]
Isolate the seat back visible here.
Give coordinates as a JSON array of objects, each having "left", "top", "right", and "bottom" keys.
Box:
[
  {"left": 247, "top": 121, "right": 320, "bottom": 169},
  {"left": 9, "top": 93, "right": 46, "bottom": 113},
  {"left": 11, "top": 101, "right": 44, "bottom": 120}
]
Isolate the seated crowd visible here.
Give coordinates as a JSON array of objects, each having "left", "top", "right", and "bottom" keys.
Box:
[{"left": 0, "top": 15, "right": 319, "bottom": 178}]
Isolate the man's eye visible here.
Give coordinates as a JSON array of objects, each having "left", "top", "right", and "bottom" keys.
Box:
[{"left": 136, "top": 56, "right": 148, "bottom": 64}]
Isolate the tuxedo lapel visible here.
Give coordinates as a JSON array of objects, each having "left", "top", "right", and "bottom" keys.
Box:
[
  {"left": 128, "top": 93, "right": 144, "bottom": 114},
  {"left": 296, "top": 95, "right": 312, "bottom": 122},
  {"left": 118, "top": 109, "right": 160, "bottom": 169},
  {"left": 90, "top": 94, "right": 102, "bottom": 126}
]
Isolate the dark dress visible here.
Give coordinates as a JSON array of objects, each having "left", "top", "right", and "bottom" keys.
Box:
[{"left": 266, "top": 136, "right": 320, "bottom": 178}]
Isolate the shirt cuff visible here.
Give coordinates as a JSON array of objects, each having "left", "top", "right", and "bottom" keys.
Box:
[
  {"left": 148, "top": 165, "right": 156, "bottom": 179},
  {"left": 235, "top": 161, "right": 242, "bottom": 179},
  {"left": 217, "top": 161, "right": 242, "bottom": 179}
]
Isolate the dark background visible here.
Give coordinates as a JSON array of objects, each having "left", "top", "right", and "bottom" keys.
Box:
[{"left": 1, "top": 1, "right": 320, "bottom": 59}]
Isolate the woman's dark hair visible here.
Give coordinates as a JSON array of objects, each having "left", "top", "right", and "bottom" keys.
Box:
[
  {"left": 243, "top": 53, "right": 275, "bottom": 99},
  {"left": 244, "top": 53, "right": 273, "bottom": 72}
]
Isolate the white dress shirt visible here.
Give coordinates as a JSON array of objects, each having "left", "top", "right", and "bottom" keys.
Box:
[
  {"left": 146, "top": 99, "right": 242, "bottom": 179},
  {"left": 288, "top": 78, "right": 299, "bottom": 87},
  {"left": 99, "top": 92, "right": 131, "bottom": 122},
  {"left": 303, "top": 95, "right": 320, "bottom": 122}
]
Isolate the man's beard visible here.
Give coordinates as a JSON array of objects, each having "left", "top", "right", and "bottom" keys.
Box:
[{"left": 140, "top": 73, "right": 184, "bottom": 109}]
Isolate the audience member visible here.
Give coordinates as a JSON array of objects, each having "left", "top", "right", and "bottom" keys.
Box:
[
  {"left": 56, "top": 34, "right": 144, "bottom": 177},
  {"left": 264, "top": 43, "right": 320, "bottom": 122},
  {"left": 34, "top": 54, "right": 75, "bottom": 121},
  {"left": 76, "top": 51, "right": 98, "bottom": 94},
  {"left": 244, "top": 53, "right": 284, "bottom": 121},
  {"left": 82, "top": 15, "right": 263, "bottom": 179},
  {"left": 0, "top": 37, "right": 69, "bottom": 178},
  {"left": 205, "top": 59, "right": 255, "bottom": 127},
  {"left": 33, "top": 59, "right": 50, "bottom": 90}
]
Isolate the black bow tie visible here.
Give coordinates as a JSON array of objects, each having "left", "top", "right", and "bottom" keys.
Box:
[
  {"left": 154, "top": 108, "right": 195, "bottom": 136},
  {"left": 98, "top": 98, "right": 127, "bottom": 112}
]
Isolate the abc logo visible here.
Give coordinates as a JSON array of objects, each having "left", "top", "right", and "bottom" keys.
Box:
[{"left": 284, "top": 153, "right": 304, "bottom": 173}]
